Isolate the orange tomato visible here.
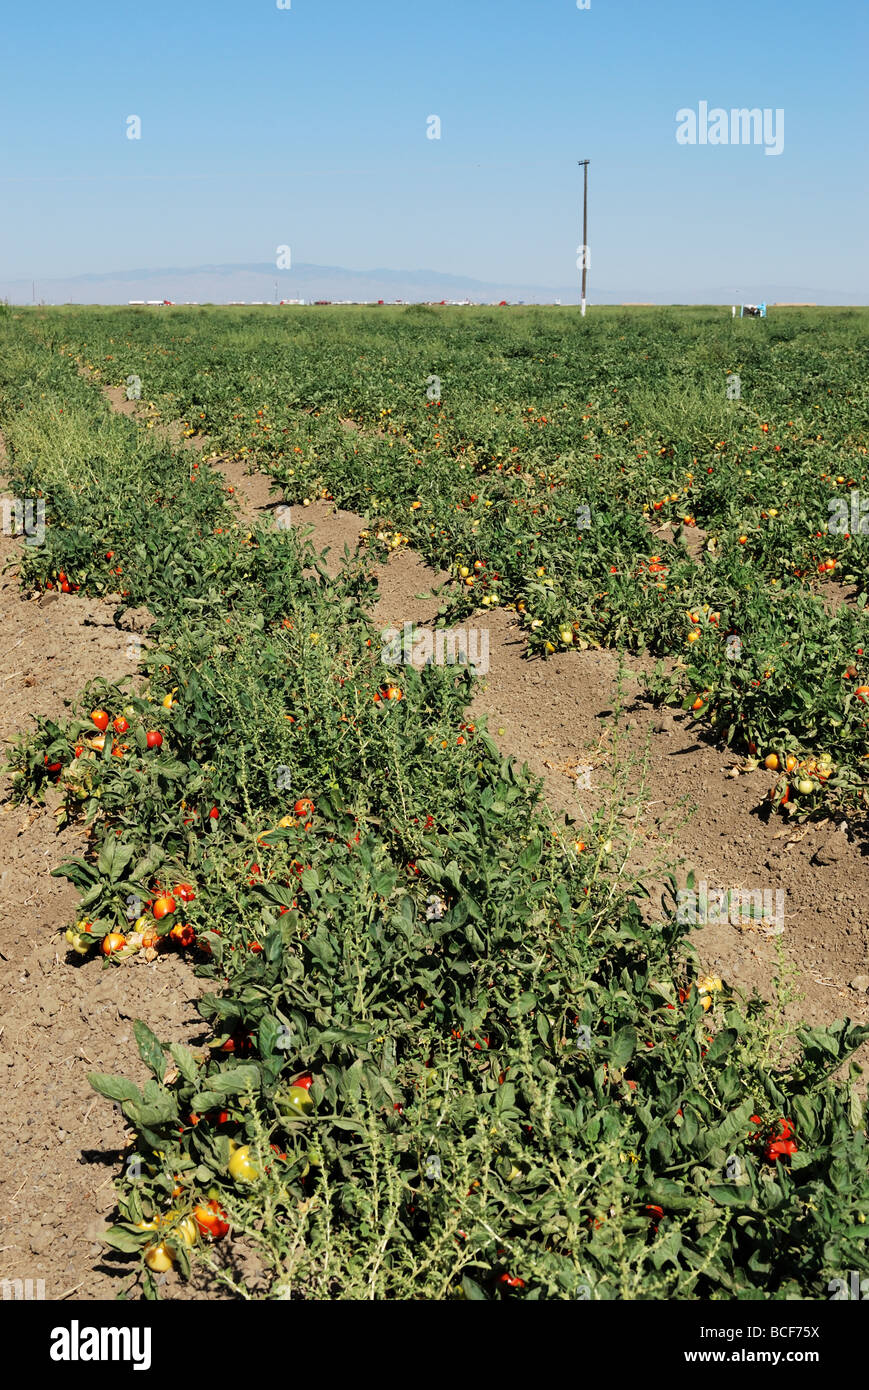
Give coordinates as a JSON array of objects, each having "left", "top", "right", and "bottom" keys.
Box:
[{"left": 193, "top": 1200, "right": 229, "bottom": 1241}]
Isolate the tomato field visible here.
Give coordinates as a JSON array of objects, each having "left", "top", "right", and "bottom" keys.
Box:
[{"left": 1, "top": 304, "right": 869, "bottom": 1301}]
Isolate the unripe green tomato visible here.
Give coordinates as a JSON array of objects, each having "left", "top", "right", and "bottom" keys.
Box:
[
  {"left": 228, "top": 1144, "right": 260, "bottom": 1183},
  {"left": 797, "top": 778, "right": 815, "bottom": 795},
  {"left": 277, "top": 1085, "right": 314, "bottom": 1119}
]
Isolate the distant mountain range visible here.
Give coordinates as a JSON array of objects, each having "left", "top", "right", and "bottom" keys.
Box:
[{"left": 1, "top": 262, "right": 865, "bottom": 306}]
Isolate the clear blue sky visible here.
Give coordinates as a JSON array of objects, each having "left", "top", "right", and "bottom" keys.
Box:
[{"left": 0, "top": 0, "right": 866, "bottom": 296}]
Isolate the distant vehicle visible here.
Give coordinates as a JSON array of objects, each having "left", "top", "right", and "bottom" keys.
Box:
[{"left": 740, "top": 302, "right": 767, "bottom": 318}]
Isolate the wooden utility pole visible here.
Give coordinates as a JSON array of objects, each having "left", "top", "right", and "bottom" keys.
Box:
[{"left": 578, "top": 160, "right": 589, "bottom": 316}]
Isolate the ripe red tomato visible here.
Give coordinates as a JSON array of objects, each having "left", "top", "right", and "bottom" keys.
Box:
[
  {"left": 764, "top": 1138, "right": 797, "bottom": 1162},
  {"left": 169, "top": 921, "right": 195, "bottom": 948},
  {"left": 101, "top": 932, "right": 127, "bottom": 956},
  {"left": 112, "top": 716, "right": 129, "bottom": 734},
  {"left": 294, "top": 1074, "right": 313, "bottom": 1091},
  {"left": 209, "top": 806, "right": 220, "bottom": 820},
  {"left": 145, "top": 730, "right": 163, "bottom": 749},
  {"left": 294, "top": 798, "right": 315, "bottom": 818},
  {"left": 174, "top": 883, "right": 196, "bottom": 902},
  {"left": 90, "top": 709, "right": 110, "bottom": 732},
  {"left": 152, "top": 893, "right": 176, "bottom": 920},
  {"left": 856, "top": 686, "right": 869, "bottom": 704}
]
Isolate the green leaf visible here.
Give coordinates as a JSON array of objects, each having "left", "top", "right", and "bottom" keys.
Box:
[
  {"left": 190, "top": 1091, "right": 224, "bottom": 1112},
  {"left": 709, "top": 1184, "right": 752, "bottom": 1207},
  {"left": 300, "top": 868, "right": 319, "bottom": 895},
  {"left": 134, "top": 1021, "right": 166, "bottom": 1082},
  {"left": 97, "top": 836, "right": 116, "bottom": 878},
  {"left": 518, "top": 838, "right": 542, "bottom": 870},
  {"left": 461, "top": 1275, "right": 488, "bottom": 1300},
  {"left": 258, "top": 1015, "right": 282, "bottom": 1059},
  {"left": 88, "top": 1073, "right": 141, "bottom": 1105},
  {"left": 102, "top": 1225, "right": 148, "bottom": 1254},
  {"left": 201, "top": 1064, "right": 261, "bottom": 1097},
  {"left": 508, "top": 992, "right": 537, "bottom": 1017},
  {"left": 792, "top": 1094, "right": 818, "bottom": 1140},
  {"left": 109, "top": 842, "right": 136, "bottom": 882},
  {"left": 126, "top": 1094, "right": 178, "bottom": 1128},
  {"left": 52, "top": 857, "right": 98, "bottom": 890},
  {"left": 168, "top": 1042, "right": 200, "bottom": 1085},
  {"left": 609, "top": 1027, "right": 636, "bottom": 1069},
  {"left": 849, "top": 1085, "right": 864, "bottom": 1130},
  {"left": 371, "top": 868, "right": 397, "bottom": 897},
  {"left": 704, "top": 1029, "right": 738, "bottom": 1065},
  {"left": 332, "top": 1118, "right": 368, "bottom": 1134}
]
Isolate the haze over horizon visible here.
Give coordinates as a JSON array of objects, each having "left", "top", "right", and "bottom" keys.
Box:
[{"left": 1, "top": 260, "right": 864, "bottom": 308}]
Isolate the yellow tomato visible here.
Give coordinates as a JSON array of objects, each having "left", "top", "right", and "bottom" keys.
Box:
[
  {"left": 144, "top": 1242, "right": 175, "bottom": 1272},
  {"left": 228, "top": 1145, "right": 260, "bottom": 1183}
]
